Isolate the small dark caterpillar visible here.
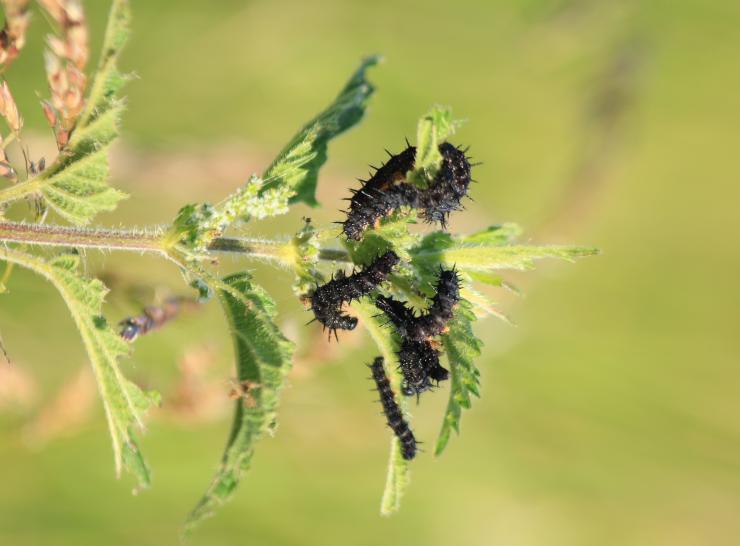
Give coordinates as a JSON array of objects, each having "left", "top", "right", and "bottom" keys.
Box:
[
  {"left": 119, "top": 296, "right": 198, "bottom": 342},
  {"left": 397, "top": 338, "right": 447, "bottom": 396},
  {"left": 370, "top": 356, "right": 417, "bottom": 460},
  {"left": 309, "top": 250, "right": 399, "bottom": 337},
  {"left": 418, "top": 143, "right": 473, "bottom": 227},
  {"left": 342, "top": 144, "right": 473, "bottom": 240},
  {"left": 376, "top": 267, "right": 461, "bottom": 396},
  {"left": 406, "top": 267, "right": 461, "bottom": 342},
  {"left": 341, "top": 146, "right": 417, "bottom": 241}
]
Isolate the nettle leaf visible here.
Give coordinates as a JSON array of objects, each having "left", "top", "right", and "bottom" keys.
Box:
[
  {"left": 436, "top": 299, "right": 482, "bottom": 455},
  {"left": 167, "top": 57, "right": 379, "bottom": 255},
  {"left": 1, "top": 247, "right": 157, "bottom": 489},
  {"left": 264, "top": 56, "right": 380, "bottom": 206},
  {"left": 185, "top": 272, "right": 294, "bottom": 534},
  {"left": 344, "top": 210, "right": 420, "bottom": 265},
  {"left": 353, "top": 301, "right": 411, "bottom": 516},
  {"left": 408, "top": 105, "right": 463, "bottom": 188},
  {"left": 411, "top": 224, "right": 599, "bottom": 274},
  {"left": 36, "top": 0, "right": 132, "bottom": 224}
]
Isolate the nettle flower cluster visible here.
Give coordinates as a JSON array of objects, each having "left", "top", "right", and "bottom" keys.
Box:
[{"left": 0, "top": 0, "right": 596, "bottom": 535}]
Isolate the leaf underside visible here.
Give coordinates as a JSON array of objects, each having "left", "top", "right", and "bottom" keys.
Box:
[
  {"left": 1, "top": 247, "right": 157, "bottom": 489},
  {"left": 184, "top": 272, "right": 293, "bottom": 534}
]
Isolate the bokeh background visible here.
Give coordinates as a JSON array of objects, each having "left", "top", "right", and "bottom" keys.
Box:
[{"left": 1, "top": 1, "right": 739, "bottom": 545}]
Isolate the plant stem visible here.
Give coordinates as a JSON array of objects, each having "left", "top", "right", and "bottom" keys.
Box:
[
  {"left": 0, "top": 220, "right": 351, "bottom": 263},
  {"left": 0, "top": 221, "right": 165, "bottom": 253}
]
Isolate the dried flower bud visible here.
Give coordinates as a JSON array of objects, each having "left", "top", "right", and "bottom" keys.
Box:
[
  {"left": 0, "top": 0, "right": 31, "bottom": 68},
  {"left": 40, "top": 0, "right": 89, "bottom": 143},
  {"left": 0, "top": 81, "right": 21, "bottom": 133},
  {"left": 41, "top": 100, "right": 58, "bottom": 128}
]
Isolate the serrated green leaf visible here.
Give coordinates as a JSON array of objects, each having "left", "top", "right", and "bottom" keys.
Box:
[
  {"left": 436, "top": 299, "right": 482, "bottom": 455},
  {"left": 1, "top": 247, "right": 156, "bottom": 489},
  {"left": 408, "top": 105, "right": 463, "bottom": 188},
  {"left": 263, "top": 56, "right": 380, "bottom": 206},
  {"left": 40, "top": 145, "right": 128, "bottom": 224},
  {"left": 411, "top": 225, "right": 598, "bottom": 274},
  {"left": 344, "top": 210, "right": 420, "bottom": 264},
  {"left": 0, "top": 0, "right": 131, "bottom": 221},
  {"left": 77, "top": 0, "right": 131, "bottom": 130},
  {"left": 184, "top": 272, "right": 294, "bottom": 534},
  {"left": 462, "top": 223, "right": 523, "bottom": 245},
  {"left": 354, "top": 301, "right": 411, "bottom": 516}
]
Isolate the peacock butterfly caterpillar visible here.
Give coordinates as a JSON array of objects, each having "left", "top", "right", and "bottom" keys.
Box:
[
  {"left": 341, "top": 143, "right": 473, "bottom": 241},
  {"left": 369, "top": 356, "right": 417, "bottom": 460},
  {"left": 309, "top": 250, "right": 399, "bottom": 338},
  {"left": 375, "top": 266, "right": 460, "bottom": 396}
]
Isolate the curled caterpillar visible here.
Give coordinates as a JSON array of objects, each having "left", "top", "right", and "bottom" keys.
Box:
[
  {"left": 397, "top": 338, "right": 448, "bottom": 396},
  {"left": 309, "top": 250, "right": 399, "bottom": 337},
  {"left": 376, "top": 267, "right": 461, "bottom": 396},
  {"left": 342, "top": 144, "right": 473, "bottom": 241},
  {"left": 341, "top": 146, "right": 417, "bottom": 241},
  {"left": 119, "top": 296, "right": 198, "bottom": 342},
  {"left": 370, "top": 356, "right": 417, "bottom": 460},
  {"left": 418, "top": 143, "right": 473, "bottom": 227}
]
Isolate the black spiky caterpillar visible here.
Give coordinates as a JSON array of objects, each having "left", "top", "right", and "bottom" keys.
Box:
[
  {"left": 341, "top": 145, "right": 417, "bottom": 240},
  {"left": 309, "top": 250, "right": 400, "bottom": 335},
  {"left": 342, "top": 143, "right": 473, "bottom": 240},
  {"left": 375, "top": 267, "right": 461, "bottom": 396},
  {"left": 370, "top": 356, "right": 417, "bottom": 460}
]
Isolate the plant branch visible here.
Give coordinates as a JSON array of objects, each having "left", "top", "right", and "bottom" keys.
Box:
[{"left": 0, "top": 220, "right": 351, "bottom": 264}]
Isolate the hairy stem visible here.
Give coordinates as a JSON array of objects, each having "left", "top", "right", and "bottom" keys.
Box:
[
  {"left": 0, "top": 220, "right": 351, "bottom": 264},
  {"left": 0, "top": 221, "right": 165, "bottom": 252}
]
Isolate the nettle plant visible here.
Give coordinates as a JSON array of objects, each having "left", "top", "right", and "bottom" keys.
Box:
[{"left": 0, "top": 0, "right": 597, "bottom": 534}]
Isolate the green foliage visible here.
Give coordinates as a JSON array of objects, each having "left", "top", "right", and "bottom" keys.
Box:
[
  {"left": 411, "top": 224, "right": 598, "bottom": 275},
  {"left": 263, "top": 56, "right": 380, "bottom": 206},
  {"left": 0, "top": 247, "right": 158, "bottom": 489},
  {"left": 184, "top": 272, "right": 294, "bottom": 534},
  {"left": 165, "top": 175, "right": 293, "bottom": 254},
  {"left": 353, "top": 301, "right": 411, "bottom": 516},
  {"left": 33, "top": 0, "right": 131, "bottom": 224},
  {"left": 166, "top": 57, "right": 379, "bottom": 255},
  {"left": 407, "top": 105, "right": 463, "bottom": 188},
  {"left": 436, "top": 299, "right": 482, "bottom": 455},
  {"left": 0, "top": 1, "right": 601, "bottom": 530},
  {"left": 344, "top": 210, "right": 420, "bottom": 264}
]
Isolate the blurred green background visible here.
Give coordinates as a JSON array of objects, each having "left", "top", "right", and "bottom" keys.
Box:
[{"left": 1, "top": 0, "right": 739, "bottom": 545}]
